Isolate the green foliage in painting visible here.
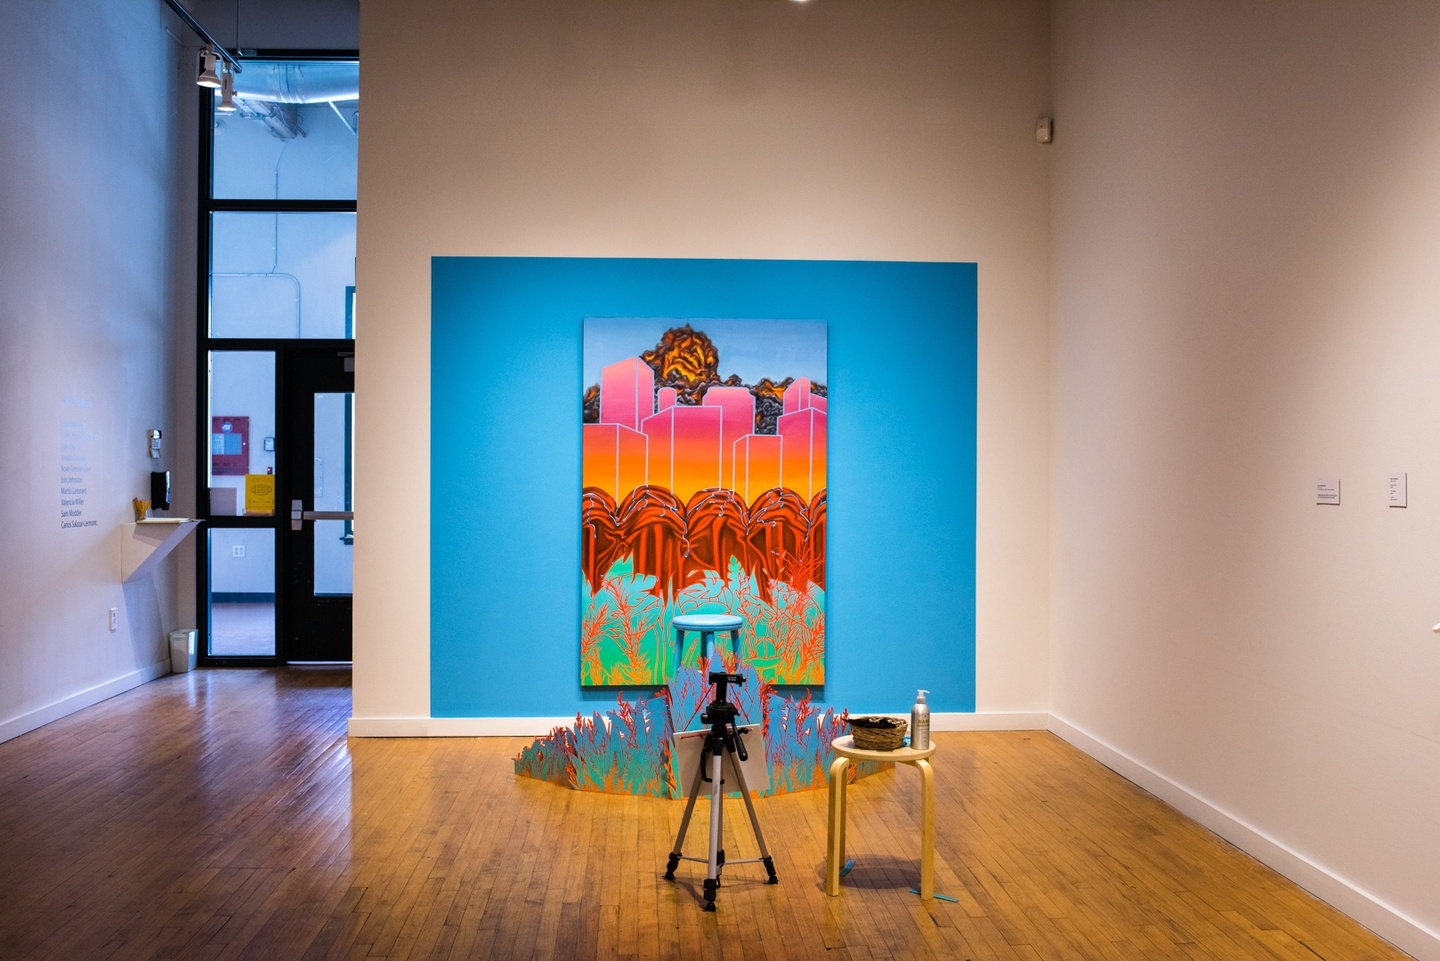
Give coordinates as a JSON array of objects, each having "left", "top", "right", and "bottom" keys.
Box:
[{"left": 582, "top": 557, "right": 824, "bottom": 687}]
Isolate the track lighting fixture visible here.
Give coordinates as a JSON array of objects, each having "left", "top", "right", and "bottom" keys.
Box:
[
  {"left": 197, "top": 45, "right": 221, "bottom": 88},
  {"left": 217, "top": 66, "right": 237, "bottom": 112}
]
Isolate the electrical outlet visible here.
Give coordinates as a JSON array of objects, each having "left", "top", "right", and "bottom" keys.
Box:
[
  {"left": 108, "top": 608, "right": 118, "bottom": 632},
  {"left": 232, "top": 544, "right": 245, "bottom": 558}
]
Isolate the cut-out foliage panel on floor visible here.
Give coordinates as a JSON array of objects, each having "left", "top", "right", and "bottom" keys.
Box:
[{"left": 515, "top": 662, "right": 887, "bottom": 798}]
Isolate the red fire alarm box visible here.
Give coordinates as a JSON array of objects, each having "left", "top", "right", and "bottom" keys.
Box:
[{"left": 211, "top": 416, "right": 249, "bottom": 475}]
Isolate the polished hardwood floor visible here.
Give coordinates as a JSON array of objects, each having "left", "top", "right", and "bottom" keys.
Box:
[{"left": 0, "top": 668, "right": 1413, "bottom": 960}]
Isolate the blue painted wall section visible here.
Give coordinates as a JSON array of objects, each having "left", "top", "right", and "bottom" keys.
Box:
[{"left": 431, "top": 258, "right": 977, "bottom": 718}]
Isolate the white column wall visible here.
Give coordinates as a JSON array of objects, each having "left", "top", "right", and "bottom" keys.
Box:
[
  {"left": 1050, "top": 2, "right": 1440, "bottom": 955},
  {"left": 354, "top": 0, "right": 1054, "bottom": 725},
  {"left": 0, "top": 0, "right": 194, "bottom": 741}
]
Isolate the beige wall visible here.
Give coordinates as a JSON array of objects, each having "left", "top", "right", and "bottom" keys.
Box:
[
  {"left": 354, "top": 0, "right": 1054, "bottom": 724},
  {"left": 1050, "top": 1, "right": 1440, "bottom": 953}
]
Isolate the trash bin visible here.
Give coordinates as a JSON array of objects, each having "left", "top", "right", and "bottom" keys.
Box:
[{"left": 169, "top": 629, "right": 197, "bottom": 674}]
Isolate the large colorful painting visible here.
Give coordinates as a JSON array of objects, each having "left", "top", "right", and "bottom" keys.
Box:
[{"left": 580, "top": 319, "right": 827, "bottom": 686}]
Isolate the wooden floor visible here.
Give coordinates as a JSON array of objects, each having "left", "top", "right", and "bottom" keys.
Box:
[{"left": 0, "top": 669, "right": 1413, "bottom": 961}]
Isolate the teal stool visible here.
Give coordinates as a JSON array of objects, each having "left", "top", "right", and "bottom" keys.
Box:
[{"left": 672, "top": 614, "right": 744, "bottom": 674}]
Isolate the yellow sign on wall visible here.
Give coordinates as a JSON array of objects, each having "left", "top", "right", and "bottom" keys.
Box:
[{"left": 245, "top": 473, "right": 276, "bottom": 516}]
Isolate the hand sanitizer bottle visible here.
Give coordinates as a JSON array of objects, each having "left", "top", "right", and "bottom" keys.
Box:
[{"left": 911, "top": 689, "right": 930, "bottom": 750}]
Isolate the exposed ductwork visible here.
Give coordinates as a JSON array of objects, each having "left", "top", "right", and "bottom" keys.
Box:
[
  {"left": 231, "top": 98, "right": 307, "bottom": 140},
  {"left": 233, "top": 62, "right": 357, "bottom": 106},
  {"left": 227, "top": 62, "right": 358, "bottom": 141}
]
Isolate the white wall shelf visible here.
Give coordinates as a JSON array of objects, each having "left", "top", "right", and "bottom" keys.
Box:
[{"left": 121, "top": 519, "right": 201, "bottom": 583}]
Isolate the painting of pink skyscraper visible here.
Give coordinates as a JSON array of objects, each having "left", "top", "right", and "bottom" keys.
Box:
[
  {"left": 584, "top": 360, "right": 825, "bottom": 504},
  {"left": 580, "top": 319, "right": 827, "bottom": 687}
]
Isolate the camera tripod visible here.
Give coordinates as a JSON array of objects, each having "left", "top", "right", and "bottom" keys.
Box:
[{"left": 663, "top": 671, "right": 779, "bottom": 911}]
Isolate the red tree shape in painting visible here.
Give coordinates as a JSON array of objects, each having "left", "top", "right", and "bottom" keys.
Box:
[
  {"left": 583, "top": 484, "right": 824, "bottom": 607},
  {"left": 581, "top": 488, "right": 627, "bottom": 591},
  {"left": 682, "top": 489, "right": 751, "bottom": 588},
  {"left": 620, "top": 487, "right": 687, "bottom": 599},
  {"left": 745, "top": 488, "right": 811, "bottom": 603}
]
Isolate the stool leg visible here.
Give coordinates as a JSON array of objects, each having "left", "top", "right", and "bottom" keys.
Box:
[
  {"left": 916, "top": 758, "right": 934, "bottom": 900},
  {"left": 826, "top": 756, "right": 850, "bottom": 896}
]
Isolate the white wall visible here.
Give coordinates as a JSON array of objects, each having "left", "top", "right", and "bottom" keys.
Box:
[
  {"left": 1050, "top": 2, "right": 1440, "bottom": 955},
  {"left": 0, "top": 0, "right": 195, "bottom": 741},
  {"left": 209, "top": 529, "right": 276, "bottom": 595},
  {"left": 354, "top": 0, "right": 1054, "bottom": 726}
]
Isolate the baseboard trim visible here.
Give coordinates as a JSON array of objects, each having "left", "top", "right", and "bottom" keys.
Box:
[
  {"left": 1047, "top": 713, "right": 1440, "bottom": 961},
  {"left": 0, "top": 661, "right": 171, "bottom": 745}
]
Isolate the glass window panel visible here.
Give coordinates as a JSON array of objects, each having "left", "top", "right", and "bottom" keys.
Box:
[
  {"left": 208, "top": 528, "right": 276, "bottom": 656},
  {"left": 313, "top": 521, "right": 352, "bottom": 596},
  {"left": 211, "top": 60, "right": 358, "bottom": 201},
  {"left": 313, "top": 392, "right": 354, "bottom": 596},
  {"left": 208, "top": 351, "right": 275, "bottom": 516},
  {"left": 209, "top": 212, "right": 356, "bottom": 339}
]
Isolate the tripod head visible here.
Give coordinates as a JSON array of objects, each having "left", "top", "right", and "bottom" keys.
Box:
[
  {"left": 699, "top": 671, "right": 747, "bottom": 752},
  {"left": 700, "top": 671, "right": 744, "bottom": 726},
  {"left": 707, "top": 670, "right": 745, "bottom": 705}
]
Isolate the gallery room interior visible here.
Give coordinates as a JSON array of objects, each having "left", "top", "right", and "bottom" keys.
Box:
[{"left": 1, "top": 0, "right": 1438, "bottom": 958}]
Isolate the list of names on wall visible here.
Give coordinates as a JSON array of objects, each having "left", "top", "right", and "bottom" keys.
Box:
[{"left": 60, "top": 397, "right": 97, "bottom": 530}]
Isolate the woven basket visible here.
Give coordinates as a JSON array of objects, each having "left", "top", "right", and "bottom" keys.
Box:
[{"left": 847, "top": 716, "right": 907, "bottom": 752}]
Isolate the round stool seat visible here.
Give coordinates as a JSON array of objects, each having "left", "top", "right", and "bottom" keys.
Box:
[
  {"left": 672, "top": 615, "right": 745, "bottom": 674},
  {"left": 672, "top": 614, "right": 744, "bottom": 631}
]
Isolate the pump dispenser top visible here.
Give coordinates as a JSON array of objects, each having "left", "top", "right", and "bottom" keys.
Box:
[{"left": 910, "top": 689, "right": 931, "bottom": 750}]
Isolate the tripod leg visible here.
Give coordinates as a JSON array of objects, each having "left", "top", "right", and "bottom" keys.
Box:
[
  {"left": 716, "top": 758, "right": 726, "bottom": 878},
  {"left": 665, "top": 752, "right": 708, "bottom": 880},
  {"left": 727, "top": 746, "right": 779, "bottom": 884},
  {"left": 703, "top": 744, "right": 725, "bottom": 911}
]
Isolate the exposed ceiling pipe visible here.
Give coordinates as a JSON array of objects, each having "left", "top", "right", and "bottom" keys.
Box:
[
  {"left": 230, "top": 99, "right": 307, "bottom": 140},
  {"left": 232, "top": 62, "right": 358, "bottom": 105}
]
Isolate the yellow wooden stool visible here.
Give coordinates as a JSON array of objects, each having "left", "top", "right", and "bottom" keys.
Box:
[{"left": 826, "top": 734, "right": 937, "bottom": 899}]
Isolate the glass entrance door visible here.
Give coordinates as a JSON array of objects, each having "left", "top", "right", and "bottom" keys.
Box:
[
  {"left": 198, "top": 55, "right": 358, "bottom": 665},
  {"left": 280, "top": 347, "right": 355, "bottom": 661}
]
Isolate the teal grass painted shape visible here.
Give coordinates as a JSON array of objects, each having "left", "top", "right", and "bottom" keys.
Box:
[{"left": 582, "top": 557, "right": 825, "bottom": 688}]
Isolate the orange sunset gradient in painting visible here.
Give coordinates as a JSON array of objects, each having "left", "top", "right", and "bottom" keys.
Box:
[{"left": 583, "top": 357, "right": 826, "bottom": 503}]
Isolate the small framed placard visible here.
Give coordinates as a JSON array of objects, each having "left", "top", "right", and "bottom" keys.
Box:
[
  {"left": 1389, "top": 472, "right": 1407, "bottom": 507},
  {"left": 1316, "top": 477, "right": 1341, "bottom": 505}
]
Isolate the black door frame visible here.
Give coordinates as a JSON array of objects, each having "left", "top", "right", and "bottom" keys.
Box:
[
  {"left": 194, "top": 50, "right": 358, "bottom": 666},
  {"left": 199, "top": 341, "right": 355, "bottom": 666}
]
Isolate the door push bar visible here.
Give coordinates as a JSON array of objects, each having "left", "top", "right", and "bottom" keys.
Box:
[{"left": 291, "top": 499, "right": 356, "bottom": 531}]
